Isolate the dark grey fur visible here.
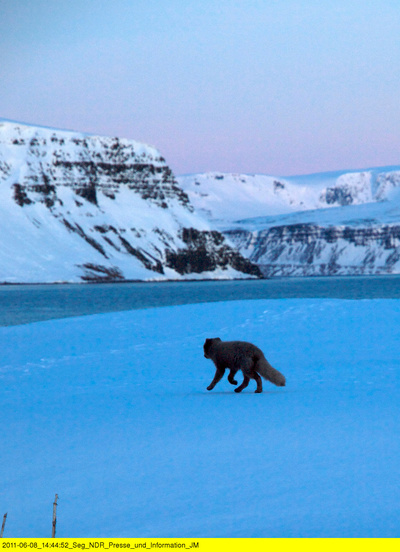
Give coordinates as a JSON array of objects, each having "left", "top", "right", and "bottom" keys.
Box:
[{"left": 204, "top": 337, "right": 286, "bottom": 393}]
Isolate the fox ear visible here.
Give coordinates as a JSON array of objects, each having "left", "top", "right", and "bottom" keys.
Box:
[{"left": 204, "top": 337, "right": 221, "bottom": 348}]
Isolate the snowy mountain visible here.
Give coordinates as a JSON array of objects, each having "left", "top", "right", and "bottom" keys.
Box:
[
  {"left": 0, "top": 121, "right": 261, "bottom": 283},
  {"left": 178, "top": 169, "right": 400, "bottom": 220},
  {"left": 178, "top": 169, "right": 400, "bottom": 276}
]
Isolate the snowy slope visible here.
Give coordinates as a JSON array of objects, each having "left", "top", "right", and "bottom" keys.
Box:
[
  {"left": 178, "top": 168, "right": 400, "bottom": 222},
  {"left": 1, "top": 299, "right": 400, "bottom": 537},
  {"left": 0, "top": 121, "right": 260, "bottom": 283},
  {"left": 178, "top": 169, "right": 400, "bottom": 276}
]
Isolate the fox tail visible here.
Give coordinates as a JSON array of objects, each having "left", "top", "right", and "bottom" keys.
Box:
[{"left": 256, "top": 357, "right": 286, "bottom": 387}]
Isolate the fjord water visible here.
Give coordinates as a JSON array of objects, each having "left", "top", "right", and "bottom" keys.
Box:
[{"left": 1, "top": 274, "right": 400, "bottom": 327}]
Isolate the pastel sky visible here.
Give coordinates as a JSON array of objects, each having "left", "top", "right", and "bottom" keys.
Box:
[{"left": 1, "top": 0, "right": 400, "bottom": 176}]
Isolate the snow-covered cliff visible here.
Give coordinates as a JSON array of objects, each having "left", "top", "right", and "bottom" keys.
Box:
[
  {"left": 0, "top": 121, "right": 261, "bottom": 283},
  {"left": 178, "top": 169, "right": 400, "bottom": 277}
]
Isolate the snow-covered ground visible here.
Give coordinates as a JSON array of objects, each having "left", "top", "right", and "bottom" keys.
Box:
[{"left": 2, "top": 298, "right": 400, "bottom": 537}]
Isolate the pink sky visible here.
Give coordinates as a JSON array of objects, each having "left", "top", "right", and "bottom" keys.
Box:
[{"left": 1, "top": 0, "right": 399, "bottom": 176}]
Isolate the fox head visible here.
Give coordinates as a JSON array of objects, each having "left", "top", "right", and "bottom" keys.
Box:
[{"left": 203, "top": 337, "right": 221, "bottom": 358}]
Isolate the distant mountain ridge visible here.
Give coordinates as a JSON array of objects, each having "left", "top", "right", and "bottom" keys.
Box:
[
  {"left": 0, "top": 121, "right": 261, "bottom": 283},
  {"left": 178, "top": 168, "right": 400, "bottom": 219},
  {"left": 178, "top": 168, "right": 400, "bottom": 276},
  {"left": 3, "top": 119, "right": 400, "bottom": 281}
]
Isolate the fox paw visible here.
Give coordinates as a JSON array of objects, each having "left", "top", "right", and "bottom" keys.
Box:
[
  {"left": 207, "top": 385, "right": 213, "bottom": 391},
  {"left": 255, "top": 389, "right": 262, "bottom": 393},
  {"left": 229, "top": 379, "right": 238, "bottom": 385},
  {"left": 234, "top": 388, "right": 242, "bottom": 393}
]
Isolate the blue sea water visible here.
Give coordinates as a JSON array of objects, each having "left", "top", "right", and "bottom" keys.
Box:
[{"left": 1, "top": 274, "right": 400, "bottom": 327}]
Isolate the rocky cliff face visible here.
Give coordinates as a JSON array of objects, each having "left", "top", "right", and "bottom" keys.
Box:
[
  {"left": 8, "top": 130, "right": 189, "bottom": 210},
  {"left": 226, "top": 223, "right": 400, "bottom": 277},
  {"left": 0, "top": 121, "right": 261, "bottom": 283}
]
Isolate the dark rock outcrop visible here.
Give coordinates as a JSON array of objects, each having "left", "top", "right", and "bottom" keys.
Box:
[{"left": 166, "top": 228, "right": 263, "bottom": 277}]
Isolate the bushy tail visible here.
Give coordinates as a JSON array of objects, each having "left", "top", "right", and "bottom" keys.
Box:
[{"left": 256, "top": 357, "right": 286, "bottom": 387}]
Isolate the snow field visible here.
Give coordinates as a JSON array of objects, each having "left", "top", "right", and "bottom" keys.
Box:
[{"left": 1, "top": 298, "right": 400, "bottom": 537}]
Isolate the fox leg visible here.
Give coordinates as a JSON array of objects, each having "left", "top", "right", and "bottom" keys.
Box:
[
  {"left": 251, "top": 371, "right": 263, "bottom": 393},
  {"left": 234, "top": 375, "right": 250, "bottom": 393},
  {"left": 207, "top": 367, "right": 225, "bottom": 390},
  {"left": 228, "top": 369, "right": 238, "bottom": 385}
]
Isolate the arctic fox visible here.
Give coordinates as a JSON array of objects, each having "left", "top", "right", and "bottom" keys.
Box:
[{"left": 203, "top": 337, "right": 286, "bottom": 393}]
